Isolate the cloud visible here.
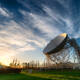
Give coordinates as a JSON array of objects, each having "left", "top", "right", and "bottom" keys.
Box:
[
  {"left": 43, "top": 6, "right": 74, "bottom": 35},
  {"left": 0, "top": 45, "right": 17, "bottom": 55},
  {"left": 0, "top": 7, "right": 10, "bottom": 17},
  {"left": 18, "top": 1, "right": 74, "bottom": 38},
  {"left": 0, "top": 20, "right": 47, "bottom": 56},
  {"left": 18, "top": 44, "right": 35, "bottom": 52},
  {"left": 29, "top": 12, "right": 61, "bottom": 38}
]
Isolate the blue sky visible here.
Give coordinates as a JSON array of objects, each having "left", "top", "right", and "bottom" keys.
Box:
[{"left": 0, "top": 0, "right": 80, "bottom": 65}]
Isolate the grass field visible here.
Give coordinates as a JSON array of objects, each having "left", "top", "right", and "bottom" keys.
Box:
[{"left": 0, "top": 70, "right": 80, "bottom": 80}]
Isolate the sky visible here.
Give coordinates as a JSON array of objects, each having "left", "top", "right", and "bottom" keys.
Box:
[{"left": 0, "top": 0, "right": 80, "bottom": 65}]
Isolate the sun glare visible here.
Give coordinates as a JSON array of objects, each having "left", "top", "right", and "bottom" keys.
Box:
[{"left": 0, "top": 55, "right": 11, "bottom": 66}]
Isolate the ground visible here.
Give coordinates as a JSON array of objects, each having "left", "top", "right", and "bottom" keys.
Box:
[{"left": 0, "top": 70, "right": 80, "bottom": 80}]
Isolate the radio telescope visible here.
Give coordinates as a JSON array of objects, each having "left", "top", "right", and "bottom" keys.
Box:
[{"left": 43, "top": 33, "right": 80, "bottom": 64}]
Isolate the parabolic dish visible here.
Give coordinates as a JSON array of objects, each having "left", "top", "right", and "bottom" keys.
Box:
[{"left": 43, "top": 33, "right": 68, "bottom": 55}]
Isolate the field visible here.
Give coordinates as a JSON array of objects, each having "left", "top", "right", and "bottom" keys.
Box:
[{"left": 0, "top": 70, "right": 80, "bottom": 80}]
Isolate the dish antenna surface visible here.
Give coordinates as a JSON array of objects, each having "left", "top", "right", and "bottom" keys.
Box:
[{"left": 43, "top": 33, "right": 68, "bottom": 55}]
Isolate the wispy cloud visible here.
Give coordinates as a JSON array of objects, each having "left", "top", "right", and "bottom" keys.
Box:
[
  {"left": 18, "top": 44, "right": 35, "bottom": 52},
  {"left": 0, "top": 7, "right": 10, "bottom": 17},
  {"left": 43, "top": 6, "right": 74, "bottom": 34},
  {"left": 29, "top": 12, "right": 62, "bottom": 38},
  {"left": 0, "top": 20, "right": 47, "bottom": 55},
  {"left": 18, "top": 1, "right": 75, "bottom": 38}
]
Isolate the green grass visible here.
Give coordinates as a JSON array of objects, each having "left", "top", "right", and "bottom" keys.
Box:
[
  {"left": 0, "top": 70, "right": 80, "bottom": 80},
  {"left": 0, "top": 73, "right": 49, "bottom": 80}
]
